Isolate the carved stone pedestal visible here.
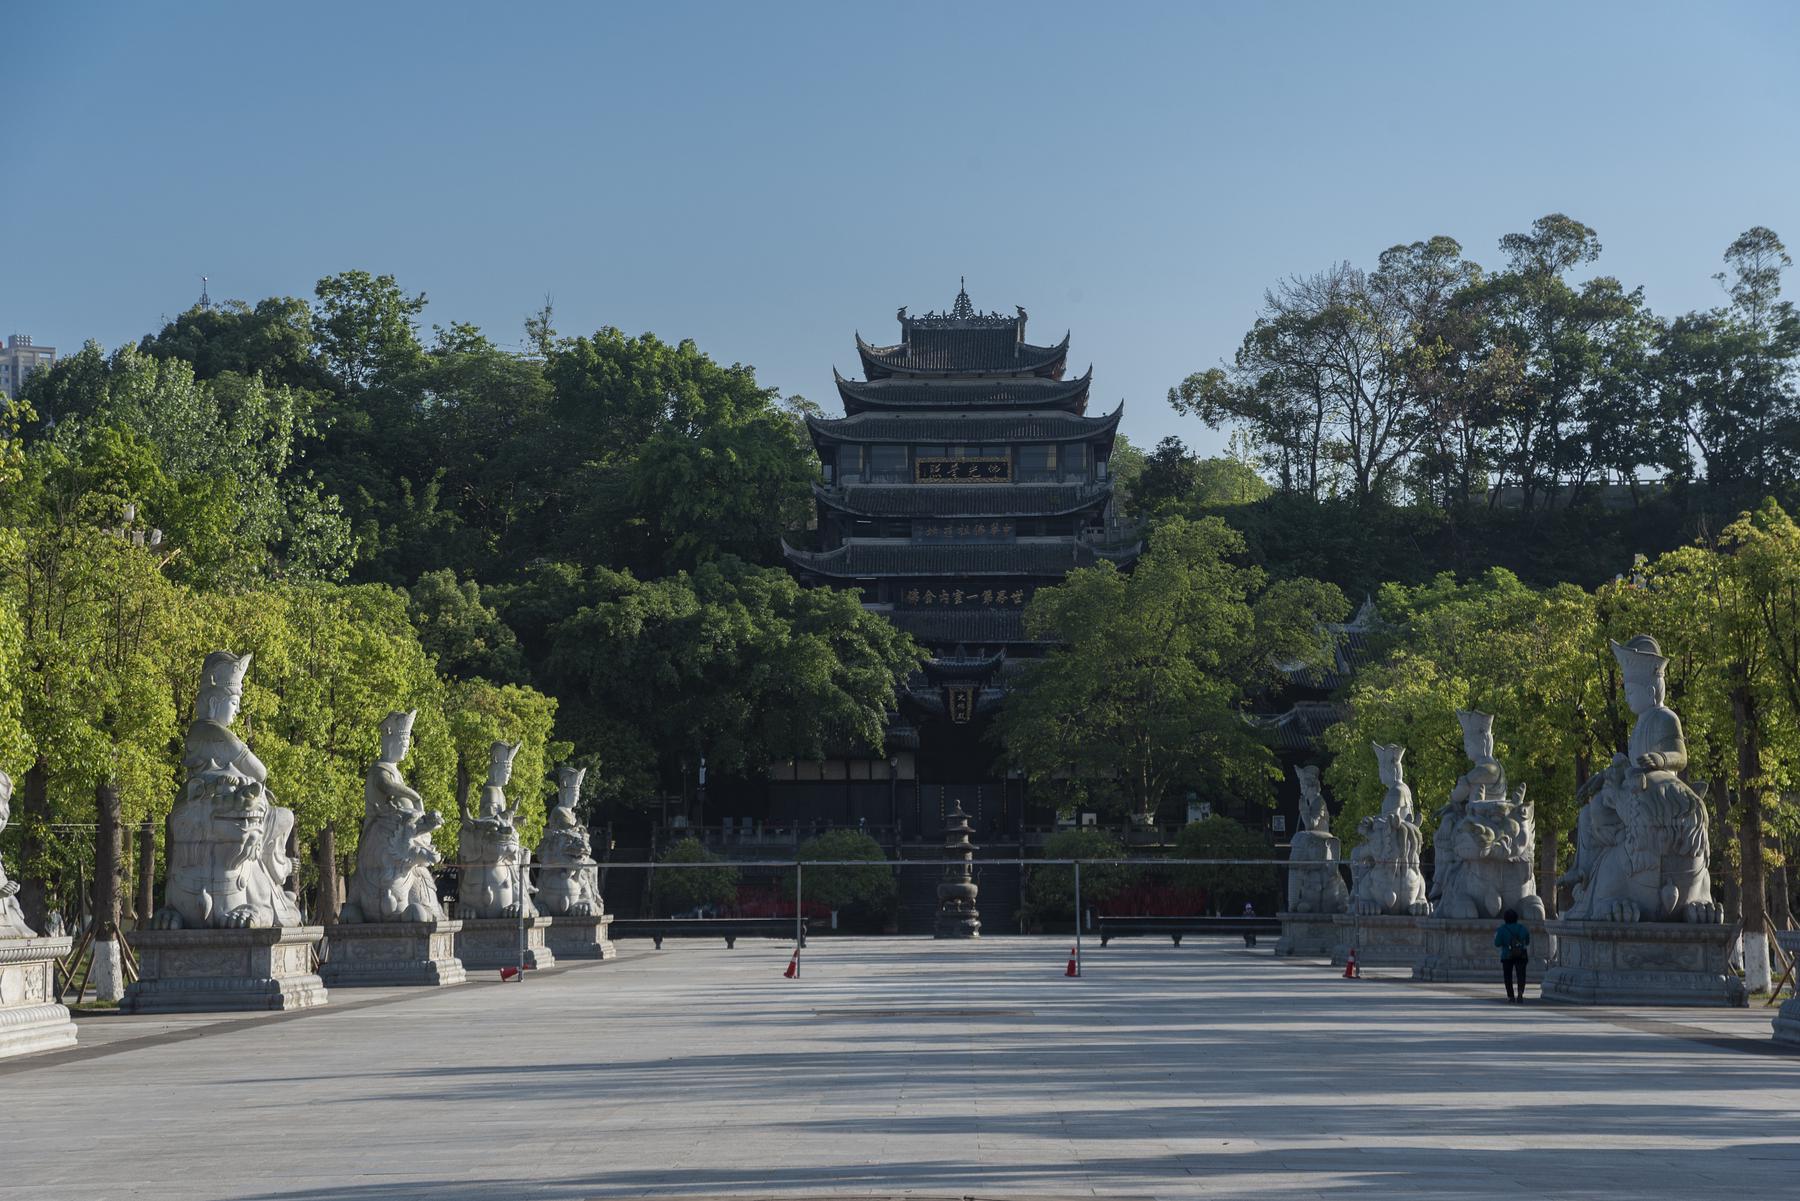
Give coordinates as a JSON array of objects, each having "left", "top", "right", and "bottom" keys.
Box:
[
  {"left": 1769, "top": 931, "right": 1800, "bottom": 1044},
  {"left": 321, "top": 921, "right": 465, "bottom": 987},
  {"left": 1413, "top": 917, "right": 1555, "bottom": 983},
  {"left": 1541, "top": 920, "right": 1746, "bottom": 1007},
  {"left": 456, "top": 916, "right": 556, "bottom": 971},
  {"left": 1274, "top": 913, "right": 1339, "bottom": 957},
  {"left": 0, "top": 936, "right": 78, "bottom": 1059},
  {"left": 1331, "top": 914, "right": 1427, "bottom": 967},
  {"left": 544, "top": 913, "right": 615, "bottom": 960},
  {"left": 123, "top": 926, "right": 328, "bottom": 1013}
]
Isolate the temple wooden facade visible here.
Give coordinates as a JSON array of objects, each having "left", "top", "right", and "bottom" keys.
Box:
[{"left": 779, "top": 284, "right": 1139, "bottom": 840}]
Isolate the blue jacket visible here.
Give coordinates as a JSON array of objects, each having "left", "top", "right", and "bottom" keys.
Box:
[{"left": 1494, "top": 921, "right": 1531, "bottom": 960}]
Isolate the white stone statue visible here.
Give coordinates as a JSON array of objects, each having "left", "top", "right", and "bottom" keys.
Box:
[
  {"left": 1285, "top": 766, "right": 1349, "bottom": 914},
  {"left": 1429, "top": 710, "right": 1545, "bottom": 921},
  {"left": 1557, "top": 636, "right": 1722, "bottom": 923},
  {"left": 340, "top": 710, "right": 448, "bottom": 924},
  {"left": 1, "top": 769, "right": 39, "bottom": 938},
  {"left": 536, "top": 766, "right": 603, "bottom": 918},
  {"left": 458, "top": 741, "right": 532, "bottom": 919},
  {"left": 1348, "top": 743, "right": 1431, "bottom": 916},
  {"left": 152, "top": 652, "right": 304, "bottom": 929}
]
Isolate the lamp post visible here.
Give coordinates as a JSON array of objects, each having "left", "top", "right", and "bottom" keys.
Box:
[{"left": 888, "top": 755, "right": 900, "bottom": 849}]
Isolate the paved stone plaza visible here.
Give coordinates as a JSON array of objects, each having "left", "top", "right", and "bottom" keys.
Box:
[{"left": 1, "top": 937, "right": 1796, "bottom": 1200}]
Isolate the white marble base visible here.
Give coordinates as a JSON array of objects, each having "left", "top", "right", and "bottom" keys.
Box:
[
  {"left": 1413, "top": 917, "right": 1555, "bottom": 982},
  {"left": 123, "top": 926, "right": 329, "bottom": 1013},
  {"left": 1771, "top": 930, "right": 1800, "bottom": 1044},
  {"left": 543, "top": 912, "right": 615, "bottom": 960},
  {"left": 1274, "top": 912, "right": 1339, "bottom": 957},
  {"left": 1541, "top": 920, "right": 1746, "bottom": 1007},
  {"left": 456, "top": 916, "right": 556, "bottom": 970},
  {"left": 322, "top": 920, "right": 466, "bottom": 987},
  {"left": 0, "top": 936, "right": 78, "bottom": 1059},
  {"left": 1331, "top": 914, "right": 1427, "bottom": 967}
]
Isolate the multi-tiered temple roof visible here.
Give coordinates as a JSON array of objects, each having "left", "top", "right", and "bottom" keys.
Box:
[{"left": 784, "top": 283, "right": 1139, "bottom": 729}]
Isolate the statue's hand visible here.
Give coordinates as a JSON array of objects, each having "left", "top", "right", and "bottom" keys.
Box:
[
  {"left": 220, "top": 906, "right": 258, "bottom": 929},
  {"left": 1635, "top": 752, "right": 1664, "bottom": 771}
]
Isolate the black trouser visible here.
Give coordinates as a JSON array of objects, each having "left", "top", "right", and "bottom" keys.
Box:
[
  {"left": 1503, "top": 957, "right": 1527, "bottom": 999},
  {"left": 1243, "top": 931, "right": 1256, "bottom": 947}
]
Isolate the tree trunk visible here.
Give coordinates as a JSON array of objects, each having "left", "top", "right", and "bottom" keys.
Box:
[
  {"left": 136, "top": 819, "right": 156, "bottom": 930},
  {"left": 1731, "top": 683, "right": 1772, "bottom": 993},
  {"left": 92, "top": 779, "right": 126, "bottom": 1003},
  {"left": 1768, "top": 832, "right": 1792, "bottom": 932},
  {"left": 316, "top": 824, "right": 340, "bottom": 925},
  {"left": 17, "top": 755, "right": 49, "bottom": 932},
  {"left": 120, "top": 824, "right": 137, "bottom": 925}
]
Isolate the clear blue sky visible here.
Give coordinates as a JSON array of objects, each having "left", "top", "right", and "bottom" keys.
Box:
[{"left": 7, "top": 1, "right": 1797, "bottom": 454}]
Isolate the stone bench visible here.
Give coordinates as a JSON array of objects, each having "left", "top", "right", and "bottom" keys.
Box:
[
  {"left": 610, "top": 917, "right": 808, "bottom": 950},
  {"left": 1096, "top": 915, "right": 1280, "bottom": 947}
]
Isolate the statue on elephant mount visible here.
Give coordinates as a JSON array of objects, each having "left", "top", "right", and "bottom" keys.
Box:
[
  {"left": 1348, "top": 743, "right": 1431, "bottom": 916},
  {"left": 153, "top": 652, "right": 304, "bottom": 929},
  {"left": 341, "top": 709, "right": 447, "bottom": 924},
  {"left": 1285, "top": 765, "right": 1349, "bottom": 914},
  {"left": 458, "top": 741, "right": 533, "bottom": 919},
  {"left": 536, "top": 765, "right": 603, "bottom": 918},
  {"left": 1429, "top": 710, "right": 1544, "bottom": 921},
  {"left": 1, "top": 769, "right": 38, "bottom": 938},
  {"left": 1557, "top": 635, "right": 1722, "bottom": 924}
]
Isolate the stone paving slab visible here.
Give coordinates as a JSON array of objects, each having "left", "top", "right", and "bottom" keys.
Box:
[{"left": 0, "top": 938, "right": 1796, "bottom": 1200}]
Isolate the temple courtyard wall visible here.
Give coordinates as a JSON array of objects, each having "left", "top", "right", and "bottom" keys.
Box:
[{"left": 2, "top": 937, "right": 1795, "bottom": 1200}]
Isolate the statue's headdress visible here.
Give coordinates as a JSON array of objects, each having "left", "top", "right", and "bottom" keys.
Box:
[
  {"left": 379, "top": 709, "right": 417, "bottom": 739},
  {"left": 199, "top": 651, "right": 252, "bottom": 693},
  {"left": 1456, "top": 709, "right": 1494, "bottom": 742},
  {"left": 1611, "top": 634, "right": 1668, "bottom": 688},
  {"left": 1372, "top": 742, "right": 1406, "bottom": 769},
  {"left": 558, "top": 765, "right": 588, "bottom": 795},
  {"left": 490, "top": 740, "right": 522, "bottom": 770},
  {"left": 1294, "top": 764, "right": 1321, "bottom": 792}
]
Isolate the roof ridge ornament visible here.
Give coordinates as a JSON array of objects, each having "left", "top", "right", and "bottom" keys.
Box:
[{"left": 952, "top": 277, "right": 974, "bottom": 319}]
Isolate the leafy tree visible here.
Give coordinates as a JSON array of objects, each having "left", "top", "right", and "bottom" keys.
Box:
[
  {"left": 651, "top": 836, "right": 738, "bottom": 914},
  {"left": 312, "top": 271, "right": 427, "bottom": 393},
  {"left": 794, "top": 829, "right": 895, "bottom": 920},
  {"left": 407, "top": 570, "right": 527, "bottom": 683},
  {"left": 139, "top": 296, "right": 324, "bottom": 391},
  {"left": 999, "top": 516, "right": 1345, "bottom": 823},
  {"left": 1173, "top": 816, "right": 1278, "bottom": 914},
  {"left": 1023, "top": 828, "right": 1132, "bottom": 925}
]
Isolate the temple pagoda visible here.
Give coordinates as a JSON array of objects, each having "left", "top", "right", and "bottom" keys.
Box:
[{"left": 780, "top": 283, "right": 1139, "bottom": 838}]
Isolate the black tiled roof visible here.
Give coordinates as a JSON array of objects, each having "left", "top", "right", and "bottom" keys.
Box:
[
  {"left": 892, "top": 609, "right": 1039, "bottom": 646},
  {"left": 856, "top": 330, "right": 1070, "bottom": 378},
  {"left": 814, "top": 482, "right": 1112, "bottom": 518},
  {"left": 1247, "top": 701, "right": 1349, "bottom": 752},
  {"left": 782, "top": 538, "right": 1142, "bottom": 578},
  {"left": 806, "top": 405, "right": 1121, "bottom": 446},
  {"left": 836, "top": 369, "right": 1092, "bottom": 413}
]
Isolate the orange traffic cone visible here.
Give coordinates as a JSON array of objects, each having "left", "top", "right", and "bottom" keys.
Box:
[
  {"left": 1065, "top": 946, "right": 1080, "bottom": 977},
  {"left": 783, "top": 946, "right": 800, "bottom": 978},
  {"left": 1342, "top": 948, "right": 1359, "bottom": 979}
]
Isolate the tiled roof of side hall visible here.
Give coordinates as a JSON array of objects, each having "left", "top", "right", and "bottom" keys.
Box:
[
  {"left": 781, "top": 538, "right": 1142, "bottom": 579},
  {"left": 813, "top": 482, "right": 1113, "bottom": 518},
  {"left": 805, "top": 405, "right": 1122, "bottom": 446},
  {"left": 835, "top": 369, "right": 1092, "bottom": 413},
  {"left": 855, "top": 329, "right": 1070, "bottom": 378}
]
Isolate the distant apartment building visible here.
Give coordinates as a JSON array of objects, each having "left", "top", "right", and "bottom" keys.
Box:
[{"left": 1, "top": 334, "right": 56, "bottom": 399}]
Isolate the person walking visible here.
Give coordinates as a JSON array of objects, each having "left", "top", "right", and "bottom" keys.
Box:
[
  {"left": 1495, "top": 908, "right": 1531, "bottom": 1003},
  {"left": 1242, "top": 901, "right": 1258, "bottom": 948}
]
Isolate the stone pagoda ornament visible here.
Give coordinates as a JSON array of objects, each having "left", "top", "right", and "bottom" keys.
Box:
[
  {"left": 1415, "top": 711, "right": 1553, "bottom": 982},
  {"left": 536, "top": 765, "right": 615, "bottom": 960},
  {"left": 1544, "top": 636, "right": 1741, "bottom": 1006},
  {"left": 455, "top": 740, "right": 555, "bottom": 970},
  {"left": 323, "top": 709, "right": 465, "bottom": 988},
  {"left": 1274, "top": 766, "right": 1348, "bottom": 957},
  {"left": 125, "top": 651, "right": 328, "bottom": 1013},
  {"left": 934, "top": 801, "right": 981, "bottom": 939},
  {"left": 1333, "top": 744, "right": 1431, "bottom": 968},
  {"left": 0, "top": 769, "right": 79, "bottom": 1058}
]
